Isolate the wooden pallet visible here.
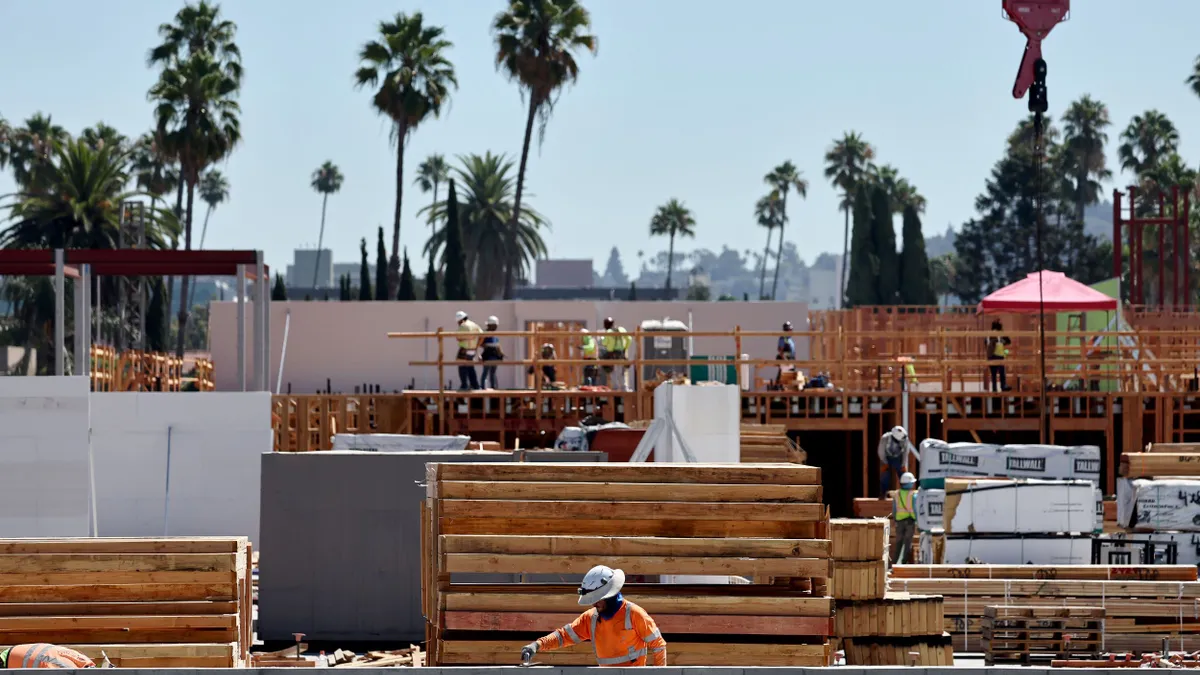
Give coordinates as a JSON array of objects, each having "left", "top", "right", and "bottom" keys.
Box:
[
  {"left": 0, "top": 537, "right": 251, "bottom": 667},
  {"left": 841, "top": 633, "right": 954, "bottom": 666},
  {"left": 423, "top": 462, "right": 832, "bottom": 667},
  {"left": 893, "top": 564, "right": 1196, "bottom": 581},
  {"left": 982, "top": 605, "right": 1104, "bottom": 665}
]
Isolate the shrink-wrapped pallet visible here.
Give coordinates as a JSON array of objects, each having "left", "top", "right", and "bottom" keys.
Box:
[
  {"left": 918, "top": 440, "right": 1100, "bottom": 487},
  {"left": 942, "top": 478, "right": 1097, "bottom": 534},
  {"left": 1118, "top": 478, "right": 1200, "bottom": 531}
]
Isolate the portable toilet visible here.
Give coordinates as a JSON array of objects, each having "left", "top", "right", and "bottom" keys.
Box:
[{"left": 640, "top": 318, "right": 689, "bottom": 381}]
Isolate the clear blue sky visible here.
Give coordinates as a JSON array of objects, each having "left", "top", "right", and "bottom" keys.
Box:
[{"left": 3, "top": 1, "right": 1200, "bottom": 276}]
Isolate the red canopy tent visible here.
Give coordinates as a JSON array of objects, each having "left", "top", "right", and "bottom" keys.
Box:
[{"left": 978, "top": 270, "right": 1118, "bottom": 313}]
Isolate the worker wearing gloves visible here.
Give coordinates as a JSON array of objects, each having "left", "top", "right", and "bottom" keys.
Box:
[
  {"left": 599, "top": 317, "right": 632, "bottom": 391},
  {"left": 580, "top": 329, "right": 599, "bottom": 385},
  {"left": 521, "top": 565, "right": 666, "bottom": 667},
  {"left": 878, "top": 426, "right": 920, "bottom": 498},
  {"left": 891, "top": 472, "right": 918, "bottom": 565},
  {"left": 1, "top": 644, "right": 97, "bottom": 668},
  {"left": 480, "top": 316, "right": 504, "bottom": 390},
  {"left": 454, "top": 311, "right": 482, "bottom": 390}
]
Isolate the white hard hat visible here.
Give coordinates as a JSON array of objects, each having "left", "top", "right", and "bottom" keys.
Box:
[
  {"left": 455, "top": 311, "right": 467, "bottom": 322},
  {"left": 580, "top": 328, "right": 589, "bottom": 333},
  {"left": 890, "top": 426, "right": 907, "bottom": 441},
  {"left": 900, "top": 472, "right": 916, "bottom": 487},
  {"left": 578, "top": 565, "right": 625, "bottom": 606},
  {"left": 486, "top": 315, "right": 499, "bottom": 325}
]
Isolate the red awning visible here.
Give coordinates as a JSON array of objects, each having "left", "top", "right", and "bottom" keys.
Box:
[{"left": 978, "top": 270, "right": 1118, "bottom": 313}]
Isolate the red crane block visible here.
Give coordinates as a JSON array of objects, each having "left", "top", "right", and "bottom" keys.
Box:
[{"left": 1003, "top": 0, "right": 1070, "bottom": 98}]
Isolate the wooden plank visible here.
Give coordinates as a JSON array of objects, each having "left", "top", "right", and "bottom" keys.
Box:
[
  {"left": 0, "top": 571, "right": 234, "bottom": 585},
  {"left": 110, "top": 656, "right": 236, "bottom": 668},
  {"left": 891, "top": 578, "right": 1200, "bottom": 598},
  {"left": 0, "top": 614, "right": 237, "bottom": 631},
  {"left": 438, "top": 481, "right": 821, "bottom": 503},
  {"left": 0, "top": 583, "right": 237, "bottom": 603},
  {"left": 0, "top": 553, "right": 234, "bottom": 574},
  {"left": 1121, "top": 453, "right": 1200, "bottom": 477},
  {"left": 443, "top": 611, "right": 833, "bottom": 636},
  {"left": 892, "top": 564, "right": 1196, "bottom": 582},
  {"left": 440, "top": 535, "right": 830, "bottom": 558},
  {"left": 0, "top": 629, "right": 239, "bottom": 644},
  {"left": 444, "top": 553, "right": 829, "bottom": 577},
  {"left": 438, "top": 500, "right": 825, "bottom": 522},
  {"left": 433, "top": 463, "right": 821, "bottom": 485},
  {"left": 437, "top": 640, "right": 829, "bottom": 667},
  {"left": 0, "top": 539, "right": 244, "bottom": 554},
  {"left": 67, "top": 643, "right": 235, "bottom": 658},
  {"left": 0, "top": 601, "right": 237, "bottom": 616},
  {"left": 440, "top": 518, "right": 818, "bottom": 538},
  {"left": 442, "top": 591, "right": 833, "bottom": 617}
]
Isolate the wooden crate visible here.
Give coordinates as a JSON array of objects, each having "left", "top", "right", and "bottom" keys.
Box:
[
  {"left": 841, "top": 633, "right": 954, "bottom": 666},
  {"left": 830, "top": 518, "right": 889, "bottom": 561},
  {"left": 423, "top": 462, "right": 832, "bottom": 667},
  {"left": 982, "top": 605, "right": 1104, "bottom": 665},
  {"left": 0, "top": 537, "right": 251, "bottom": 667},
  {"left": 835, "top": 593, "right": 943, "bottom": 637}
]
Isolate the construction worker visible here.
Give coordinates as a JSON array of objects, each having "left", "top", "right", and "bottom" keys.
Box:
[
  {"left": 986, "top": 320, "right": 1012, "bottom": 392},
  {"left": 600, "top": 317, "right": 632, "bottom": 391},
  {"left": 454, "top": 311, "right": 482, "bottom": 390},
  {"left": 527, "top": 342, "right": 558, "bottom": 387},
  {"left": 775, "top": 321, "right": 796, "bottom": 388},
  {"left": 580, "top": 328, "right": 599, "bottom": 385},
  {"left": 877, "top": 425, "right": 919, "bottom": 498},
  {"left": 480, "top": 316, "right": 504, "bottom": 389},
  {"left": 1, "top": 644, "right": 97, "bottom": 668},
  {"left": 520, "top": 565, "right": 667, "bottom": 667},
  {"left": 891, "top": 472, "right": 918, "bottom": 565}
]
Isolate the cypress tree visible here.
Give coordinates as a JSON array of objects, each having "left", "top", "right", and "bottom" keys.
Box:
[
  {"left": 271, "top": 273, "right": 287, "bottom": 301},
  {"left": 375, "top": 226, "right": 389, "bottom": 300},
  {"left": 398, "top": 247, "right": 416, "bottom": 301},
  {"left": 442, "top": 179, "right": 472, "bottom": 301},
  {"left": 845, "top": 185, "right": 879, "bottom": 307},
  {"left": 899, "top": 204, "right": 936, "bottom": 304},
  {"left": 424, "top": 255, "right": 440, "bottom": 300},
  {"left": 338, "top": 274, "right": 350, "bottom": 301},
  {"left": 629, "top": 281, "right": 637, "bottom": 300},
  {"left": 871, "top": 185, "right": 900, "bottom": 304},
  {"left": 146, "top": 277, "right": 167, "bottom": 352},
  {"left": 358, "top": 238, "right": 372, "bottom": 301}
]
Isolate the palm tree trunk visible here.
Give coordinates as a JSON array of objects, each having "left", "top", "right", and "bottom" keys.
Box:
[
  {"left": 840, "top": 203, "right": 850, "bottom": 308},
  {"left": 759, "top": 228, "right": 773, "bottom": 300},
  {"left": 174, "top": 181, "right": 196, "bottom": 359},
  {"left": 186, "top": 205, "right": 215, "bottom": 310},
  {"left": 771, "top": 193, "right": 789, "bottom": 300},
  {"left": 389, "top": 120, "right": 408, "bottom": 298},
  {"left": 666, "top": 232, "right": 676, "bottom": 292},
  {"left": 505, "top": 96, "right": 539, "bottom": 300},
  {"left": 431, "top": 179, "right": 439, "bottom": 230},
  {"left": 313, "top": 192, "right": 329, "bottom": 289}
]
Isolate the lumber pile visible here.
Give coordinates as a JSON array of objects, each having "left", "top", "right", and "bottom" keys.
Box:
[
  {"left": 829, "top": 518, "right": 887, "bottom": 600},
  {"left": 840, "top": 634, "right": 954, "bottom": 666},
  {"left": 834, "top": 593, "right": 944, "bottom": 637},
  {"left": 1121, "top": 452, "right": 1200, "bottom": 478},
  {"left": 890, "top": 564, "right": 1200, "bottom": 654},
  {"left": 982, "top": 605, "right": 1103, "bottom": 665},
  {"left": 0, "top": 537, "right": 251, "bottom": 667},
  {"left": 739, "top": 424, "right": 806, "bottom": 463},
  {"left": 423, "top": 462, "right": 833, "bottom": 667}
]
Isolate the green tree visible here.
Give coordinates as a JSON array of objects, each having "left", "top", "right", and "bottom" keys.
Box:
[
  {"left": 764, "top": 161, "right": 808, "bottom": 300},
  {"left": 754, "top": 191, "right": 783, "bottom": 300},
  {"left": 420, "top": 152, "right": 549, "bottom": 296},
  {"left": 339, "top": 274, "right": 352, "bottom": 301},
  {"left": 271, "top": 273, "right": 287, "bottom": 301},
  {"left": 929, "top": 253, "right": 957, "bottom": 306},
  {"left": 415, "top": 153, "right": 450, "bottom": 228},
  {"left": 629, "top": 281, "right": 637, "bottom": 300},
  {"left": 146, "top": 276, "right": 169, "bottom": 352},
  {"left": 442, "top": 179, "right": 472, "bottom": 301},
  {"left": 131, "top": 132, "right": 179, "bottom": 220},
  {"left": 398, "top": 248, "right": 416, "bottom": 300},
  {"left": 424, "top": 255, "right": 440, "bottom": 300},
  {"left": 358, "top": 238, "right": 372, "bottom": 301},
  {"left": 649, "top": 199, "right": 697, "bottom": 292},
  {"left": 80, "top": 123, "right": 128, "bottom": 153},
  {"left": 898, "top": 204, "right": 935, "bottom": 305},
  {"left": 196, "top": 169, "right": 228, "bottom": 250},
  {"left": 871, "top": 184, "right": 899, "bottom": 304},
  {"left": 147, "top": 0, "right": 243, "bottom": 83},
  {"left": 355, "top": 11, "right": 457, "bottom": 297},
  {"left": 825, "top": 132, "right": 876, "bottom": 303},
  {"left": 492, "top": 0, "right": 597, "bottom": 299},
  {"left": 893, "top": 180, "right": 926, "bottom": 213},
  {"left": 310, "top": 160, "right": 344, "bottom": 289},
  {"left": 1061, "top": 95, "right": 1112, "bottom": 227},
  {"left": 1119, "top": 110, "right": 1178, "bottom": 176},
  {"left": 844, "top": 186, "right": 878, "bottom": 307},
  {"left": 375, "top": 226, "right": 389, "bottom": 300},
  {"left": 6, "top": 113, "right": 69, "bottom": 192}
]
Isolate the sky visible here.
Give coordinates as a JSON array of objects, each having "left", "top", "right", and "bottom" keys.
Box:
[{"left": 3, "top": 1, "right": 1200, "bottom": 278}]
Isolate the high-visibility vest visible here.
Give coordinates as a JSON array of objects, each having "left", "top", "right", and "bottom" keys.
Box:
[
  {"left": 905, "top": 362, "right": 919, "bottom": 384},
  {"left": 4, "top": 644, "right": 95, "bottom": 669},
  {"left": 602, "top": 328, "right": 630, "bottom": 353},
  {"left": 895, "top": 488, "right": 916, "bottom": 521},
  {"left": 581, "top": 335, "right": 598, "bottom": 358},
  {"left": 456, "top": 320, "right": 482, "bottom": 349},
  {"left": 535, "top": 601, "right": 667, "bottom": 666}
]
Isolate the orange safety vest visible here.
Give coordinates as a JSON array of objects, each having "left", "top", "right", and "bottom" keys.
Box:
[
  {"left": 3, "top": 644, "right": 95, "bottom": 669},
  {"left": 535, "top": 600, "right": 668, "bottom": 666}
]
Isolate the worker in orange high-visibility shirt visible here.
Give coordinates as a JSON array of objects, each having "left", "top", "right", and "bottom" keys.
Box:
[
  {"left": 1, "top": 644, "right": 97, "bottom": 668},
  {"left": 521, "top": 565, "right": 667, "bottom": 667}
]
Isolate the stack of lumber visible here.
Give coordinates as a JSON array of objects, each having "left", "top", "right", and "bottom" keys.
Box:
[
  {"left": 982, "top": 605, "right": 1103, "bottom": 665},
  {"left": 890, "top": 564, "right": 1200, "bottom": 654},
  {"left": 0, "top": 537, "right": 251, "bottom": 668},
  {"left": 841, "top": 634, "right": 953, "bottom": 666},
  {"left": 1120, "top": 452, "right": 1200, "bottom": 478},
  {"left": 829, "top": 518, "right": 887, "bottom": 600},
  {"left": 423, "top": 462, "right": 833, "bottom": 667},
  {"left": 739, "top": 424, "right": 806, "bottom": 463}
]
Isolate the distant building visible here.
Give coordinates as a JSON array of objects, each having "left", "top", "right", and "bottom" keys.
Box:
[
  {"left": 285, "top": 249, "right": 335, "bottom": 289},
  {"left": 514, "top": 286, "right": 679, "bottom": 301},
  {"left": 535, "top": 259, "right": 594, "bottom": 288},
  {"left": 806, "top": 259, "right": 845, "bottom": 310}
]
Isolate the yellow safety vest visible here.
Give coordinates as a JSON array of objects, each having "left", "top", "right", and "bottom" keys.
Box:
[
  {"left": 905, "top": 363, "right": 918, "bottom": 385},
  {"left": 895, "top": 488, "right": 916, "bottom": 521},
  {"left": 602, "top": 328, "right": 630, "bottom": 352},
  {"left": 581, "top": 335, "right": 597, "bottom": 358},
  {"left": 457, "top": 320, "right": 482, "bottom": 349}
]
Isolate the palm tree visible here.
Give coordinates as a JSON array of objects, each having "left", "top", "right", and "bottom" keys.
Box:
[
  {"left": 7, "top": 113, "right": 69, "bottom": 192},
  {"left": 147, "top": 0, "right": 243, "bottom": 83},
  {"left": 1185, "top": 55, "right": 1200, "bottom": 101},
  {"left": 150, "top": 50, "right": 242, "bottom": 357},
  {"left": 929, "top": 253, "right": 957, "bottom": 306},
  {"left": 649, "top": 199, "right": 697, "bottom": 292},
  {"left": 420, "top": 152, "right": 550, "bottom": 297},
  {"left": 754, "top": 191, "right": 783, "bottom": 300},
  {"left": 765, "top": 161, "right": 808, "bottom": 300},
  {"left": 415, "top": 153, "right": 450, "bottom": 227},
  {"left": 80, "top": 123, "right": 128, "bottom": 153},
  {"left": 1061, "top": 95, "right": 1112, "bottom": 226},
  {"left": 196, "top": 169, "right": 229, "bottom": 250},
  {"left": 1119, "top": 110, "right": 1179, "bottom": 176},
  {"left": 870, "top": 164, "right": 902, "bottom": 208},
  {"left": 131, "top": 133, "right": 179, "bottom": 217},
  {"left": 824, "top": 132, "right": 876, "bottom": 305},
  {"left": 894, "top": 179, "right": 927, "bottom": 213},
  {"left": 492, "top": 0, "right": 597, "bottom": 299},
  {"left": 0, "top": 114, "right": 10, "bottom": 171},
  {"left": 309, "top": 161, "right": 343, "bottom": 289},
  {"left": 355, "top": 12, "right": 458, "bottom": 297}
]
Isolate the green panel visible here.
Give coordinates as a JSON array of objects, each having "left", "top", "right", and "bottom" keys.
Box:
[
  {"left": 690, "top": 355, "right": 736, "bottom": 384},
  {"left": 1053, "top": 278, "right": 1120, "bottom": 392}
]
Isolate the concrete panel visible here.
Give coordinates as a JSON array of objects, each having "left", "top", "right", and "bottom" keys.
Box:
[
  {"left": 0, "top": 377, "right": 91, "bottom": 537},
  {"left": 258, "top": 451, "right": 516, "bottom": 642},
  {"left": 90, "top": 392, "right": 270, "bottom": 542}
]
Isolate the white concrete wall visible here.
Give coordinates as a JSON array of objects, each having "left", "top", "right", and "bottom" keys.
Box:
[
  {"left": 0, "top": 377, "right": 92, "bottom": 537},
  {"left": 91, "top": 392, "right": 270, "bottom": 543},
  {"left": 652, "top": 383, "right": 740, "bottom": 463}
]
